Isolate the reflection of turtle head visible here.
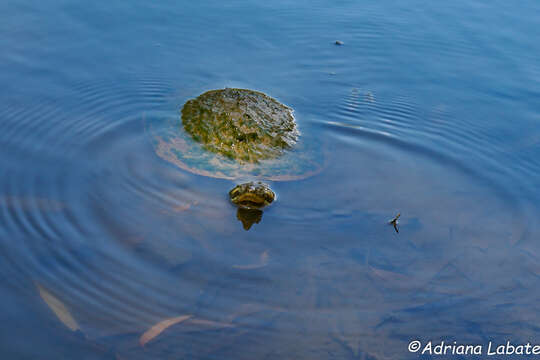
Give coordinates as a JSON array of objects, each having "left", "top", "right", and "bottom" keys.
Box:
[{"left": 236, "top": 208, "right": 263, "bottom": 231}]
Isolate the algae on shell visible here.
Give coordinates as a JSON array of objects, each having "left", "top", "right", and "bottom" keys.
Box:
[{"left": 181, "top": 88, "right": 299, "bottom": 163}]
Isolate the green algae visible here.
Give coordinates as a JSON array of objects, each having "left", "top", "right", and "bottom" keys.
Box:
[{"left": 181, "top": 88, "right": 298, "bottom": 164}]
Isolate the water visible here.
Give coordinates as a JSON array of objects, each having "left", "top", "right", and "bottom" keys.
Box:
[{"left": 1, "top": 0, "right": 539, "bottom": 359}]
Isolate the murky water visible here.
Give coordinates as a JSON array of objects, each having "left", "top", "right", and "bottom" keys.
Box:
[{"left": 1, "top": 0, "right": 539, "bottom": 359}]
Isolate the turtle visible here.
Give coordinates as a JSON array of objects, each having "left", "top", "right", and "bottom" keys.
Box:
[
  {"left": 229, "top": 181, "right": 275, "bottom": 210},
  {"left": 181, "top": 88, "right": 298, "bottom": 164},
  {"left": 150, "top": 88, "right": 324, "bottom": 229}
]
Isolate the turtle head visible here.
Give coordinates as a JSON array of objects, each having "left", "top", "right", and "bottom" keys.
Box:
[{"left": 229, "top": 181, "right": 275, "bottom": 209}]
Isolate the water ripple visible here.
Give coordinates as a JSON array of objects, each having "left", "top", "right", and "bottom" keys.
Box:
[{"left": 328, "top": 87, "right": 539, "bottom": 203}]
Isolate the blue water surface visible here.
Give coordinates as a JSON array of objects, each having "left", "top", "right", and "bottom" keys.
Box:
[{"left": 1, "top": 0, "right": 539, "bottom": 359}]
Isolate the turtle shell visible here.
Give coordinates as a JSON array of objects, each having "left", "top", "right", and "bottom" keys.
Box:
[{"left": 150, "top": 88, "right": 323, "bottom": 181}]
